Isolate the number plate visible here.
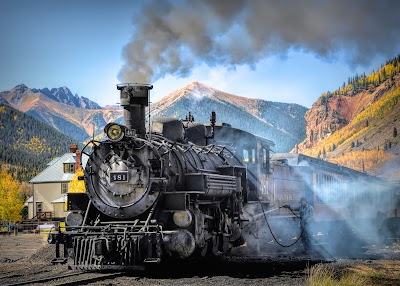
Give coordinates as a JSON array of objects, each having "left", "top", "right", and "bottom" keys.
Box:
[
  {"left": 125, "top": 129, "right": 136, "bottom": 137},
  {"left": 110, "top": 171, "right": 129, "bottom": 183}
]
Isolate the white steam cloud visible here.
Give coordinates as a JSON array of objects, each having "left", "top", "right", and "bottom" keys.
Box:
[{"left": 119, "top": 0, "right": 400, "bottom": 83}]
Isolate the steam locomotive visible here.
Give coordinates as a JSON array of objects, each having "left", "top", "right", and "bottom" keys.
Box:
[
  {"left": 49, "top": 84, "right": 256, "bottom": 270},
  {"left": 49, "top": 84, "right": 399, "bottom": 269}
]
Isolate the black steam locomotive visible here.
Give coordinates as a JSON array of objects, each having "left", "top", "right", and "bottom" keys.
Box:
[
  {"left": 49, "top": 84, "right": 258, "bottom": 270},
  {"left": 49, "top": 84, "right": 399, "bottom": 269}
]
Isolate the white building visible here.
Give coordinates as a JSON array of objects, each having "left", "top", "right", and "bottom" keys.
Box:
[{"left": 27, "top": 145, "right": 87, "bottom": 220}]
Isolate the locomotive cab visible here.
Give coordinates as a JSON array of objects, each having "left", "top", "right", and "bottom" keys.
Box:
[{"left": 205, "top": 123, "right": 274, "bottom": 203}]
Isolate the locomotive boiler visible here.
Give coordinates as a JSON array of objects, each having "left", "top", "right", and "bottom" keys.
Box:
[{"left": 49, "top": 84, "right": 247, "bottom": 270}]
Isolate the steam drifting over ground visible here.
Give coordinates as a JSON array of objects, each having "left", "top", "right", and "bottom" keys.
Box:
[
  {"left": 119, "top": 0, "right": 400, "bottom": 83},
  {"left": 239, "top": 166, "right": 398, "bottom": 259}
]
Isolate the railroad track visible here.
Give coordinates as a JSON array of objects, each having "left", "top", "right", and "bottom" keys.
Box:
[{"left": 2, "top": 272, "right": 125, "bottom": 286}]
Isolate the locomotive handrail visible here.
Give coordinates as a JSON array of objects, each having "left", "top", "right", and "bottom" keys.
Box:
[
  {"left": 60, "top": 230, "right": 176, "bottom": 235},
  {"left": 59, "top": 221, "right": 178, "bottom": 238},
  {"left": 68, "top": 224, "right": 160, "bottom": 231},
  {"left": 150, "top": 133, "right": 233, "bottom": 156},
  {"left": 81, "top": 140, "right": 101, "bottom": 159},
  {"left": 70, "top": 224, "right": 159, "bottom": 229},
  {"left": 140, "top": 197, "right": 159, "bottom": 232},
  {"left": 99, "top": 220, "right": 140, "bottom": 225}
]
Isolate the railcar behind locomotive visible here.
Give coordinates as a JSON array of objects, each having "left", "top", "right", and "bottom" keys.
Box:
[
  {"left": 49, "top": 84, "right": 399, "bottom": 269},
  {"left": 256, "top": 153, "right": 400, "bottom": 253}
]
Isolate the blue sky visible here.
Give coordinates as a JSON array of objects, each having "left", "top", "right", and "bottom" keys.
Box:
[{"left": 0, "top": 0, "right": 397, "bottom": 108}]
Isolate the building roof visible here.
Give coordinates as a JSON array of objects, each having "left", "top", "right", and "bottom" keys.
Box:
[
  {"left": 25, "top": 196, "right": 33, "bottom": 206},
  {"left": 47, "top": 157, "right": 60, "bottom": 166},
  {"left": 29, "top": 152, "right": 88, "bottom": 183},
  {"left": 63, "top": 157, "right": 76, "bottom": 164},
  {"left": 51, "top": 195, "right": 67, "bottom": 204}
]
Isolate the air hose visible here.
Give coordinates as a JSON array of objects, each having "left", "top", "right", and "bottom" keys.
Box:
[{"left": 257, "top": 200, "right": 304, "bottom": 248}]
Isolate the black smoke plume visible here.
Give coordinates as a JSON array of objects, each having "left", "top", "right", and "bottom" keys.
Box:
[{"left": 119, "top": 0, "right": 400, "bottom": 83}]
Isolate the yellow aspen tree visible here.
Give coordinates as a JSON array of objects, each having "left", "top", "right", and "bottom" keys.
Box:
[
  {"left": 69, "top": 169, "right": 86, "bottom": 193},
  {"left": 0, "top": 172, "right": 24, "bottom": 222}
]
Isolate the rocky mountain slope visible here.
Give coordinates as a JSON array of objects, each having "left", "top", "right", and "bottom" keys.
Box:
[
  {"left": 0, "top": 85, "right": 123, "bottom": 142},
  {"left": 297, "top": 55, "right": 400, "bottom": 179},
  {"left": 151, "top": 82, "right": 308, "bottom": 152}
]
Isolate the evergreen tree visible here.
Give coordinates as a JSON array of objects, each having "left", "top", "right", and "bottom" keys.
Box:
[{"left": 394, "top": 127, "right": 398, "bottom": 138}]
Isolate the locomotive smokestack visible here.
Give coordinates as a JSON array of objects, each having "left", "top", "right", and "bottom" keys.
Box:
[{"left": 117, "top": 83, "right": 153, "bottom": 137}]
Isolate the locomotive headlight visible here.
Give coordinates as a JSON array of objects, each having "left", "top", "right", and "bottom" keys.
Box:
[
  {"left": 65, "top": 211, "right": 83, "bottom": 227},
  {"left": 173, "top": 210, "right": 192, "bottom": 228},
  {"left": 105, "top": 123, "right": 124, "bottom": 142}
]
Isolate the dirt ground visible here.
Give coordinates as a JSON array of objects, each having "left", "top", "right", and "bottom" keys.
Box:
[{"left": 0, "top": 234, "right": 399, "bottom": 285}]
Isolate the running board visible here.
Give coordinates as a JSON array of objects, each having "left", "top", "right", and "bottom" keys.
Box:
[{"left": 144, "top": 258, "right": 161, "bottom": 263}]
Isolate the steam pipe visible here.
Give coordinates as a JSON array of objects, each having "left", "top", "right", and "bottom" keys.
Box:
[{"left": 117, "top": 83, "right": 153, "bottom": 138}]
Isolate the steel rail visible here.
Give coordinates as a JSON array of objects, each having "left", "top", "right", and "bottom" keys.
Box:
[
  {"left": 1, "top": 272, "right": 125, "bottom": 286},
  {"left": 1, "top": 273, "right": 78, "bottom": 286},
  {"left": 50, "top": 272, "right": 125, "bottom": 286}
]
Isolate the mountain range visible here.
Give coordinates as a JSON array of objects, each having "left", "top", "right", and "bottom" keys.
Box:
[
  {"left": 0, "top": 85, "right": 123, "bottom": 142},
  {"left": 0, "top": 82, "right": 307, "bottom": 152},
  {"left": 4, "top": 84, "right": 101, "bottom": 109},
  {"left": 1, "top": 54, "right": 399, "bottom": 180}
]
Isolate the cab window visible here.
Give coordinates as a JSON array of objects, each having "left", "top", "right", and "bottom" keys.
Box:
[
  {"left": 262, "top": 148, "right": 270, "bottom": 171},
  {"left": 243, "top": 149, "right": 249, "bottom": 163}
]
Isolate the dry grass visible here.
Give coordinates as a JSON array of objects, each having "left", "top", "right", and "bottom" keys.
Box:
[
  {"left": 306, "top": 264, "right": 366, "bottom": 286},
  {"left": 307, "top": 261, "right": 400, "bottom": 286},
  {"left": 349, "top": 262, "right": 400, "bottom": 286}
]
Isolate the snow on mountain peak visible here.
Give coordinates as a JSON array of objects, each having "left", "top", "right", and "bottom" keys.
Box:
[{"left": 184, "top": 82, "right": 216, "bottom": 99}]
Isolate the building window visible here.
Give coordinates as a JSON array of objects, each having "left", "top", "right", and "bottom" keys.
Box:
[
  {"left": 36, "top": 202, "right": 42, "bottom": 213},
  {"left": 64, "top": 163, "right": 75, "bottom": 173},
  {"left": 61, "top": 183, "right": 68, "bottom": 194}
]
